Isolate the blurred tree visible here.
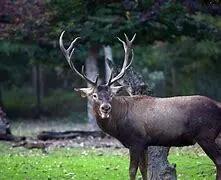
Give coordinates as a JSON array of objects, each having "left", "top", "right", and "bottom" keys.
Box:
[
  {"left": 47, "top": 0, "right": 221, "bottom": 101},
  {"left": 1, "top": 0, "right": 220, "bottom": 92}
]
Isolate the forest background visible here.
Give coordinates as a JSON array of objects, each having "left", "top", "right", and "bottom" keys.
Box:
[{"left": 0, "top": 0, "right": 220, "bottom": 122}]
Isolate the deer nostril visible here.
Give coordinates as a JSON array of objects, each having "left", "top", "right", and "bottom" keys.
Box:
[{"left": 101, "top": 104, "right": 111, "bottom": 112}]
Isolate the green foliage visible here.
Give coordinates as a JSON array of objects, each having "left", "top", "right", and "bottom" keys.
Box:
[
  {"left": 48, "top": 0, "right": 221, "bottom": 44},
  {"left": 0, "top": 1, "right": 221, "bottom": 117},
  {"left": 2, "top": 87, "right": 35, "bottom": 117},
  {"left": 0, "top": 41, "right": 61, "bottom": 86},
  {"left": 131, "top": 37, "right": 221, "bottom": 98},
  {"left": 46, "top": 0, "right": 221, "bottom": 99},
  {"left": 0, "top": 143, "right": 215, "bottom": 180},
  {"left": 43, "top": 89, "right": 86, "bottom": 117},
  {"left": 0, "top": 42, "right": 29, "bottom": 85},
  {"left": 2, "top": 88, "right": 86, "bottom": 119}
]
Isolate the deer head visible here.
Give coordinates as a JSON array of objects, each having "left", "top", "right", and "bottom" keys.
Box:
[{"left": 59, "top": 31, "right": 136, "bottom": 119}]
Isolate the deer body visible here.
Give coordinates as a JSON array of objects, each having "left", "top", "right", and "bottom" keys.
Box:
[
  {"left": 94, "top": 94, "right": 221, "bottom": 180},
  {"left": 59, "top": 32, "right": 221, "bottom": 180},
  {"left": 94, "top": 95, "right": 221, "bottom": 148}
]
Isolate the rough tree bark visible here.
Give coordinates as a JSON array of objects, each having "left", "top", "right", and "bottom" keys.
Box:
[
  {"left": 0, "top": 85, "right": 3, "bottom": 108},
  {"left": 86, "top": 47, "right": 100, "bottom": 130},
  {"left": 0, "top": 107, "right": 25, "bottom": 141},
  {"left": 171, "top": 66, "right": 177, "bottom": 95},
  {"left": 0, "top": 107, "right": 10, "bottom": 135},
  {"left": 32, "top": 64, "right": 44, "bottom": 118},
  {"left": 103, "top": 45, "right": 113, "bottom": 82}
]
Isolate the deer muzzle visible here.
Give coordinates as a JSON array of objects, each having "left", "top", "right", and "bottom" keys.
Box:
[{"left": 100, "top": 103, "right": 111, "bottom": 118}]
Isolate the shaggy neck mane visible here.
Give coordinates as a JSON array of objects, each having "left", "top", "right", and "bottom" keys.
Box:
[{"left": 92, "top": 96, "right": 129, "bottom": 137}]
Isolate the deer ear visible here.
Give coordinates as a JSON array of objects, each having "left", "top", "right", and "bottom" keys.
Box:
[
  {"left": 111, "top": 86, "right": 125, "bottom": 94},
  {"left": 74, "top": 87, "right": 94, "bottom": 97}
]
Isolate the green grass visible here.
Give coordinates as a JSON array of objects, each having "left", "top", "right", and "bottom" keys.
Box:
[
  {"left": 169, "top": 148, "right": 216, "bottom": 180},
  {"left": 0, "top": 143, "right": 216, "bottom": 180}
]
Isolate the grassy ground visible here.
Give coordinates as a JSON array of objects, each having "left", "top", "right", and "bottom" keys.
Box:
[{"left": 0, "top": 142, "right": 216, "bottom": 180}]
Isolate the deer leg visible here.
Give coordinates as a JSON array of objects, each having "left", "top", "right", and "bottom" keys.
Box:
[
  {"left": 138, "top": 150, "right": 148, "bottom": 180},
  {"left": 129, "top": 149, "right": 140, "bottom": 180},
  {"left": 197, "top": 139, "right": 221, "bottom": 180}
]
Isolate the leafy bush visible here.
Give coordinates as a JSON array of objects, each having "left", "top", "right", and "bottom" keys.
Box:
[
  {"left": 3, "top": 87, "right": 35, "bottom": 118},
  {"left": 2, "top": 87, "right": 87, "bottom": 120},
  {"left": 43, "top": 89, "right": 86, "bottom": 117}
]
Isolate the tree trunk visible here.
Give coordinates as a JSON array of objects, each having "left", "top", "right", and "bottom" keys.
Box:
[
  {"left": 86, "top": 47, "right": 100, "bottom": 130},
  {"left": 0, "top": 85, "right": 4, "bottom": 108},
  {"left": 0, "top": 107, "right": 9, "bottom": 135},
  {"left": 40, "top": 65, "right": 44, "bottom": 99},
  {"left": 103, "top": 45, "right": 113, "bottom": 83},
  {"left": 171, "top": 66, "right": 177, "bottom": 95},
  {"left": 32, "top": 64, "right": 44, "bottom": 118},
  {"left": 0, "top": 107, "right": 25, "bottom": 141},
  {"left": 148, "top": 146, "right": 176, "bottom": 180}
]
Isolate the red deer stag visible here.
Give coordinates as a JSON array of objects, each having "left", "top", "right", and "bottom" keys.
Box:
[{"left": 59, "top": 31, "right": 221, "bottom": 180}]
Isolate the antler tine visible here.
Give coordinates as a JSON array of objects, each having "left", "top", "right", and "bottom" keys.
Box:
[
  {"left": 59, "top": 31, "right": 98, "bottom": 86},
  {"left": 125, "top": 49, "right": 134, "bottom": 70},
  {"left": 109, "top": 50, "right": 133, "bottom": 86},
  {"left": 109, "top": 33, "right": 135, "bottom": 85},
  {"left": 124, "top": 33, "right": 129, "bottom": 43},
  {"left": 59, "top": 31, "right": 79, "bottom": 60},
  {"left": 119, "top": 33, "right": 136, "bottom": 49},
  {"left": 130, "top": 33, "right": 136, "bottom": 43},
  {"left": 116, "top": 37, "right": 127, "bottom": 52}
]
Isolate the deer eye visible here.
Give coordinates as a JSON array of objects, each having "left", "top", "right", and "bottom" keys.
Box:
[{"left": 92, "top": 93, "right": 98, "bottom": 99}]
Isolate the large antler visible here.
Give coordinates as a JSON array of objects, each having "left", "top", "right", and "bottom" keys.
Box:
[
  {"left": 59, "top": 31, "right": 98, "bottom": 86},
  {"left": 108, "top": 33, "right": 136, "bottom": 86}
]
